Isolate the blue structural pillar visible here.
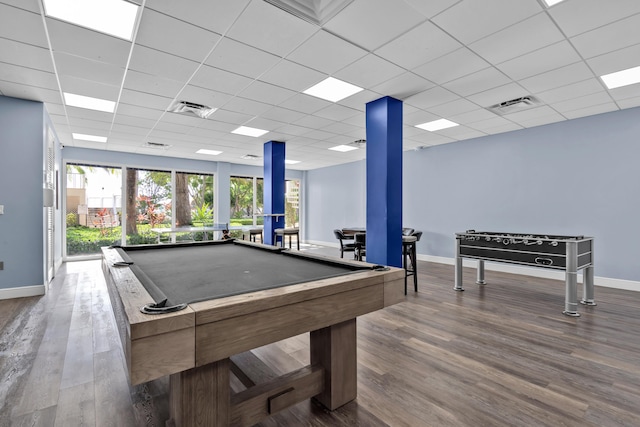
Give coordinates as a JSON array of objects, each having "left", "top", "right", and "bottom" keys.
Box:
[
  {"left": 263, "top": 141, "right": 286, "bottom": 246},
  {"left": 365, "top": 96, "right": 403, "bottom": 268}
]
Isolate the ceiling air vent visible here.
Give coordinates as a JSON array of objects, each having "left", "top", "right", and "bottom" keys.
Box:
[
  {"left": 241, "top": 154, "right": 261, "bottom": 160},
  {"left": 351, "top": 139, "right": 366, "bottom": 147},
  {"left": 144, "top": 141, "right": 171, "bottom": 150},
  {"left": 488, "top": 96, "right": 540, "bottom": 116},
  {"left": 168, "top": 100, "right": 216, "bottom": 119}
]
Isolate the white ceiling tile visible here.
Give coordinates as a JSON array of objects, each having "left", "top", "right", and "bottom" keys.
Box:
[
  {"left": 260, "top": 106, "right": 306, "bottom": 124},
  {"left": 123, "top": 70, "right": 184, "bottom": 98},
  {"left": 279, "top": 93, "right": 332, "bottom": 114},
  {"left": 467, "top": 83, "right": 531, "bottom": 107},
  {"left": 617, "top": 96, "right": 640, "bottom": 109},
  {"left": 370, "top": 72, "right": 435, "bottom": 101},
  {"left": 413, "top": 48, "right": 489, "bottom": 85},
  {"left": 113, "top": 114, "right": 158, "bottom": 129},
  {"left": 469, "top": 13, "right": 564, "bottom": 65},
  {"left": 339, "top": 90, "right": 384, "bottom": 111},
  {"left": 286, "top": 29, "right": 367, "bottom": 75},
  {"left": 294, "top": 115, "right": 334, "bottom": 129},
  {"left": 0, "top": 81, "right": 62, "bottom": 103},
  {"left": 46, "top": 18, "right": 131, "bottom": 67},
  {"left": 450, "top": 108, "right": 499, "bottom": 125},
  {"left": 128, "top": 45, "right": 200, "bottom": 82},
  {"left": 0, "top": 38, "right": 54, "bottom": 72},
  {"left": 443, "top": 67, "right": 511, "bottom": 97},
  {"left": 586, "top": 43, "right": 640, "bottom": 76},
  {"left": 222, "top": 96, "right": 272, "bottom": 116},
  {"left": 146, "top": 0, "right": 251, "bottom": 34},
  {"left": 405, "top": 86, "right": 459, "bottom": 109},
  {"left": 1, "top": 0, "right": 40, "bottom": 13},
  {"left": 550, "top": 92, "right": 614, "bottom": 114},
  {"left": 537, "top": 79, "right": 605, "bottom": 104},
  {"left": 402, "top": 0, "right": 462, "bottom": 19},
  {"left": 119, "top": 88, "right": 173, "bottom": 110},
  {"left": 548, "top": 0, "right": 640, "bottom": 37},
  {"left": 226, "top": 0, "right": 317, "bottom": 57},
  {"left": 116, "top": 104, "right": 164, "bottom": 121},
  {"left": 497, "top": 41, "right": 581, "bottom": 81},
  {"left": 237, "top": 80, "right": 297, "bottom": 105},
  {"left": 205, "top": 37, "right": 281, "bottom": 79},
  {"left": 562, "top": 102, "right": 619, "bottom": 120},
  {"left": 136, "top": 8, "right": 221, "bottom": 62},
  {"left": 314, "top": 104, "right": 360, "bottom": 122},
  {"left": 0, "top": 4, "right": 48, "bottom": 47},
  {"left": 54, "top": 52, "right": 123, "bottom": 86},
  {"left": 519, "top": 62, "right": 595, "bottom": 94},
  {"left": 431, "top": 0, "right": 542, "bottom": 44},
  {"left": 176, "top": 85, "right": 233, "bottom": 109},
  {"left": 570, "top": 14, "right": 640, "bottom": 59},
  {"left": 259, "top": 60, "right": 326, "bottom": 92},
  {"left": 608, "top": 83, "right": 640, "bottom": 101},
  {"left": 324, "top": 0, "right": 426, "bottom": 51},
  {"left": 203, "top": 109, "right": 252, "bottom": 127},
  {"left": 374, "top": 21, "right": 461, "bottom": 70},
  {"left": 503, "top": 105, "right": 565, "bottom": 125},
  {"left": 189, "top": 65, "right": 253, "bottom": 95},
  {"left": 0, "top": 62, "right": 58, "bottom": 90},
  {"left": 334, "top": 54, "right": 405, "bottom": 88},
  {"left": 58, "top": 75, "right": 119, "bottom": 101},
  {"left": 64, "top": 105, "right": 113, "bottom": 122},
  {"left": 428, "top": 98, "right": 481, "bottom": 119}
]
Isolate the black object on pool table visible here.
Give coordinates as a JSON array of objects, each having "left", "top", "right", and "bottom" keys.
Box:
[{"left": 454, "top": 230, "right": 596, "bottom": 317}]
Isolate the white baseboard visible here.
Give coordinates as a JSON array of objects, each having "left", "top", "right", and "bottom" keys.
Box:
[
  {"left": 0, "top": 284, "right": 45, "bottom": 300},
  {"left": 420, "top": 254, "right": 640, "bottom": 292}
]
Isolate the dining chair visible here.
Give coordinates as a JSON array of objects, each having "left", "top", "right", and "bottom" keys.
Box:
[{"left": 333, "top": 229, "right": 356, "bottom": 258}]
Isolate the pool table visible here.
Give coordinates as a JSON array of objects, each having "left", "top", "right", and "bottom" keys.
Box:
[{"left": 101, "top": 239, "right": 404, "bottom": 427}]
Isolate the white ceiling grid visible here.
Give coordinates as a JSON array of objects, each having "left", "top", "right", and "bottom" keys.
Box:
[{"left": 0, "top": 0, "right": 638, "bottom": 169}]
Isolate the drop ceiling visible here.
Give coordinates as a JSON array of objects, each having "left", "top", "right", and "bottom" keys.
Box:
[{"left": 1, "top": 0, "right": 639, "bottom": 170}]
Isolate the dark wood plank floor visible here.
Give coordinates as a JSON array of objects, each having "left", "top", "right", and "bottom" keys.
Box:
[{"left": 2, "top": 256, "right": 639, "bottom": 426}]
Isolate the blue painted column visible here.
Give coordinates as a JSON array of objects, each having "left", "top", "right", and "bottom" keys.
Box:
[
  {"left": 263, "top": 141, "right": 285, "bottom": 245},
  {"left": 365, "top": 96, "right": 403, "bottom": 267}
]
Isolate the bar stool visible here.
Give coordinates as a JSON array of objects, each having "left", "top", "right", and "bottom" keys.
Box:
[
  {"left": 403, "top": 231, "right": 422, "bottom": 294},
  {"left": 274, "top": 228, "right": 300, "bottom": 250},
  {"left": 243, "top": 228, "right": 263, "bottom": 243}
]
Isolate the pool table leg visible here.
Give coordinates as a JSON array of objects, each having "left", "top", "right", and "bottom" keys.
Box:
[
  {"left": 168, "top": 358, "right": 230, "bottom": 427},
  {"left": 310, "top": 318, "right": 357, "bottom": 410}
]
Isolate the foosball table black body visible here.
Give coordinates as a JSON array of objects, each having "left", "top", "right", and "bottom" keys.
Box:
[{"left": 454, "top": 231, "right": 596, "bottom": 317}]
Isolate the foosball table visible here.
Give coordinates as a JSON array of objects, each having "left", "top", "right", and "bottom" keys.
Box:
[{"left": 454, "top": 230, "right": 596, "bottom": 317}]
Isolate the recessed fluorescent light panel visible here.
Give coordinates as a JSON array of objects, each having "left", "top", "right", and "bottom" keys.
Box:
[
  {"left": 601, "top": 65, "right": 640, "bottom": 89},
  {"left": 231, "top": 126, "right": 269, "bottom": 138},
  {"left": 43, "top": 0, "right": 139, "bottom": 40},
  {"left": 196, "top": 149, "right": 222, "bottom": 156},
  {"left": 285, "top": 159, "right": 301, "bottom": 164},
  {"left": 72, "top": 133, "right": 107, "bottom": 143},
  {"left": 63, "top": 92, "right": 115, "bottom": 113},
  {"left": 415, "top": 119, "right": 459, "bottom": 132},
  {"left": 542, "top": 0, "right": 565, "bottom": 6},
  {"left": 329, "top": 145, "right": 358, "bottom": 152},
  {"left": 303, "top": 77, "right": 363, "bottom": 102}
]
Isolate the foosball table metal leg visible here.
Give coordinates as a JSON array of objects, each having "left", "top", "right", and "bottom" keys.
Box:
[
  {"left": 563, "top": 241, "right": 580, "bottom": 317},
  {"left": 476, "top": 259, "right": 486, "bottom": 285}
]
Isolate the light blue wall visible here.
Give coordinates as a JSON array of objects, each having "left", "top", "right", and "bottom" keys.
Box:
[
  {"left": 305, "top": 160, "right": 366, "bottom": 243},
  {"left": 307, "top": 106, "right": 640, "bottom": 282},
  {"left": 0, "top": 96, "right": 46, "bottom": 289}
]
